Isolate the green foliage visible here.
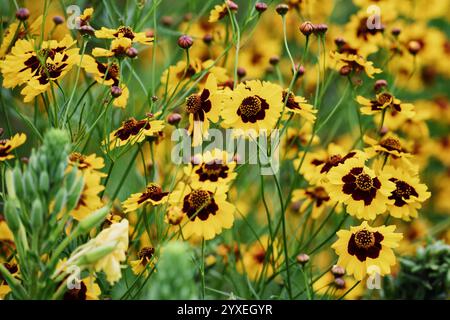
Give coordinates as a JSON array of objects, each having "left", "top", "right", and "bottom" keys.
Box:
[
  {"left": 145, "top": 242, "right": 199, "bottom": 300},
  {"left": 382, "top": 241, "right": 450, "bottom": 300}
]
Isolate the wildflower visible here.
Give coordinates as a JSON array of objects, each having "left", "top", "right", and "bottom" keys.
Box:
[
  {"left": 95, "top": 26, "right": 154, "bottom": 45},
  {"left": 209, "top": 1, "right": 238, "bottom": 23},
  {"left": 292, "top": 186, "right": 333, "bottom": 219},
  {"left": 70, "top": 171, "right": 105, "bottom": 221},
  {"left": 177, "top": 35, "right": 194, "bottom": 49},
  {"left": 237, "top": 235, "right": 279, "bottom": 281},
  {"left": 0, "top": 133, "right": 26, "bottom": 162},
  {"left": 63, "top": 276, "right": 101, "bottom": 300},
  {"left": 296, "top": 143, "right": 365, "bottom": 184},
  {"left": 69, "top": 152, "right": 107, "bottom": 179},
  {"left": 169, "top": 182, "right": 235, "bottom": 240},
  {"left": 105, "top": 117, "right": 165, "bottom": 149},
  {"left": 0, "top": 15, "right": 42, "bottom": 58},
  {"left": 76, "top": 8, "right": 94, "bottom": 28},
  {"left": 77, "top": 219, "right": 129, "bottom": 284},
  {"left": 299, "top": 21, "right": 315, "bottom": 36},
  {"left": 330, "top": 51, "right": 382, "bottom": 78},
  {"left": 130, "top": 247, "right": 155, "bottom": 276},
  {"left": 122, "top": 183, "right": 169, "bottom": 213},
  {"left": 220, "top": 80, "right": 283, "bottom": 137},
  {"left": 383, "top": 166, "right": 431, "bottom": 221},
  {"left": 326, "top": 158, "right": 395, "bottom": 220},
  {"left": 282, "top": 90, "right": 316, "bottom": 122},
  {"left": 332, "top": 221, "right": 403, "bottom": 280},
  {"left": 184, "top": 148, "right": 237, "bottom": 189},
  {"left": 0, "top": 35, "right": 80, "bottom": 102},
  {"left": 255, "top": 2, "right": 268, "bottom": 13},
  {"left": 185, "top": 74, "right": 223, "bottom": 146},
  {"left": 296, "top": 253, "right": 310, "bottom": 265},
  {"left": 93, "top": 37, "right": 134, "bottom": 58},
  {"left": 363, "top": 133, "right": 412, "bottom": 161}
]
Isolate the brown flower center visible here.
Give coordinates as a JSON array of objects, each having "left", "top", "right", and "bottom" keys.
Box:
[
  {"left": 186, "top": 94, "right": 202, "bottom": 113},
  {"left": 187, "top": 190, "right": 211, "bottom": 211},
  {"left": 138, "top": 247, "right": 155, "bottom": 260},
  {"left": 354, "top": 229, "right": 375, "bottom": 249},
  {"left": 239, "top": 96, "right": 262, "bottom": 118},
  {"left": 380, "top": 137, "right": 402, "bottom": 152},
  {"left": 329, "top": 154, "right": 343, "bottom": 165},
  {"left": 377, "top": 93, "right": 393, "bottom": 105},
  {"left": 117, "top": 26, "right": 135, "bottom": 39},
  {"left": 355, "top": 173, "right": 373, "bottom": 191},
  {"left": 69, "top": 152, "right": 86, "bottom": 162}
]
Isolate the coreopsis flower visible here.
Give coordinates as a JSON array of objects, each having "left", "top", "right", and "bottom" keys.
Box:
[
  {"left": 0, "top": 262, "right": 18, "bottom": 299},
  {"left": 63, "top": 276, "right": 101, "bottom": 300},
  {"left": 383, "top": 166, "right": 430, "bottom": 221},
  {"left": 70, "top": 170, "right": 105, "bottom": 221},
  {"left": 330, "top": 51, "right": 382, "bottom": 78},
  {"left": 80, "top": 219, "right": 129, "bottom": 284},
  {"left": 105, "top": 117, "right": 165, "bottom": 149},
  {"left": 209, "top": 3, "right": 231, "bottom": 23},
  {"left": 92, "top": 37, "right": 134, "bottom": 58},
  {"left": 130, "top": 247, "right": 155, "bottom": 276},
  {"left": 281, "top": 90, "right": 316, "bottom": 122},
  {"left": 184, "top": 148, "right": 236, "bottom": 189},
  {"left": 326, "top": 158, "right": 395, "bottom": 220},
  {"left": 69, "top": 152, "right": 107, "bottom": 179},
  {"left": 185, "top": 74, "right": 223, "bottom": 146},
  {"left": 0, "top": 133, "right": 26, "bottom": 161},
  {"left": 363, "top": 133, "right": 412, "bottom": 159},
  {"left": 313, "top": 272, "right": 364, "bottom": 299},
  {"left": 332, "top": 221, "right": 402, "bottom": 280},
  {"left": 237, "top": 235, "right": 279, "bottom": 281},
  {"left": 95, "top": 26, "right": 154, "bottom": 45},
  {"left": 430, "top": 136, "right": 450, "bottom": 166},
  {"left": 75, "top": 7, "right": 94, "bottom": 28},
  {"left": 220, "top": 80, "right": 283, "bottom": 137},
  {"left": 295, "top": 143, "right": 365, "bottom": 184},
  {"left": 357, "top": 93, "right": 416, "bottom": 129},
  {"left": 168, "top": 182, "right": 235, "bottom": 240},
  {"left": 81, "top": 56, "right": 129, "bottom": 107},
  {"left": 122, "top": 183, "right": 169, "bottom": 213},
  {"left": 0, "top": 217, "right": 13, "bottom": 242},
  {"left": 292, "top": 186, "right": 333, "bottom": 219},
  {"left": 0, "top": 15, "right": 42, "bottom": 58},
  {"left": 0, "top": 35, "right": 80, "bottom": 102}
]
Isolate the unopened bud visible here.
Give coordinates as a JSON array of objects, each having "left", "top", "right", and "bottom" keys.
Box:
[
  {"left": 167, "top": 113, "right": 182, "bottom": 126},
  {"left": 226, "top": 0, "right": 239, "bottom": 11},
  {"left": 16, "top": 8, "right": 30, "bottom": 21},
  {"left": 275, "top": 4, "right": 289, "bottom": 16},
  {"left": 339, "top": 65, "right": 351, "bottom": 76},
  {"left": 203, "top": 33, "right": 213, "bottom": 45},
  {"left": 299, "top": 21, "right": 315, "bottom": 36},
  {"left": 269, "top": 56, "right": 280, "bottom": 66},
  {"left": 237, "top": 67, "right": 246, "bottom": 78},
  {"left": 126, "top": 47, "right": 138, "bottom": 58},
  {"left": 296, "top": 253, "right": 310, "bottom": 265},
  {"left": 391, "top": 27, "right": 401, "bottom": 37},
  {"left": 53, "top": 15, "right": 64, "bottom": 25},
  {"left": 374, "top": 79, "right": 388, "bottom": 93},
  {"left": 314, "top": 23, "right": 328, "bottom": 35},
  {"left": 161, "top": 16, "right": 174, "bottom": 27},
  {"left": 334, "top": 37, "right": 346, "bottom": 48},
  {"left": 408, "top": 40, "right": 422, "bottom": 55},
  {"left": 331, "top": 265, "right": 345, "bottom": 277},
  {"left": 111, "top": 86, "right": 122, "bottom": 98},
  {"left": 334, "top": 277, "right": 346, "bottom": 289},
  {"left": 178, "top": 35, "right": 193, "bottom": 49},
  {"left": 79, "top": 25, "right": 95, "bottom": 36},
  {"left": 255, "top": 2, "right": 268, "bottom": 13}
]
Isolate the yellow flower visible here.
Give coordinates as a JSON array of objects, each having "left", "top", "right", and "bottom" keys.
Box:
[
  {"left": 122, "top": 183, "right": 169, "bottom": 213},
  {"left": 63, "top": 276, "right": 101, "bottom": 300},
  {"left": 76, "top": 7, "right": 94, "bottom": 27},
  {"left": 69, "top": 152, "right": 107, "bottom": 179},
  {"left": 105, "top": 117, "right": 165, "bottom": 149},
  {"left": 282, "top": 123, "right": 320, "bottom": 159},
  {"left": 330, "top": 51, "right": 382, "bottom": 78},
  {"left": 95, "top": 26, "right": 154, "bottom": 45},
  {"left": 313, "top": 271, "right": 365, "bottom": 299},
  {"left": 0, "top": 35, "right": 80, "bottom": 102},
  {"left": 0, "top": 133, "right": 26, "bottom": 162},
  {"left": 383, "top": 165, "right": 431, "bottom": 221},
  {"left": 69, "top": 170, "right": 105, "bottom": 221},
  {"left": 93, "top": 37, "right": 133, "bottom": 58},
  {"left": 282, "top": 90, "right": 316, "bottom": 122},
  {"left": 220, "top": 80, "right": 283, "bottom": 137},
  {"left": 292, "top": 186, "right": 333, "bottom": 219},
  {"left": 332, "top": 221, "right": 402, "bottom": 280},
  {"left": 169, "top": 182, "right": 235, "bottom": 240},
  {"left": 130, "top": 247, "right": 156, "bottom": 276},
  {"left": 237, "top": 235, "right": 279, "bottom": 281},
  {"left": 184, "top": 148, "right": 237, "bottom": 189},
  {"left": 0, "top": 218, "right": 13, "bottom": 242},
  {"left": 0, "top": 15, "right": 42, "bottom": 58},
  {"left": 208, "top": 4, "right": 228, "bottom": 23},
  {"left": 185, "top": 74, "right": 223, "bottom": 146},
  {"left": 85, "top": 219, "right": 129, "bottom": 284},
  {"left": 326, "top": 158, "right": 395, "bottom": 220}
]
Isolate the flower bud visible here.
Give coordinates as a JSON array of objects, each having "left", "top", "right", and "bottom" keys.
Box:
[
  {"left": 178, "top": 35, "right": 193, "bottom": 49},
  {"left": 334, "top": 37, "right": 346, "bottom": 48},
  {"left": 78, "top": 243, "right": 117, "bottom": 265},
  {"left": 237, "top": 67, "right": 246, "bottom": 78},
  {"left": 296, "top": 253, "right": 310, "bottom": 265},
  {"left": 78, "top": 205, "right": 111, "bottom": 234},
  {"left": 295, "top": 64, "right": 305, "bottom": 77},
  {"left": 314, "top": 23, "right": 328, "bottom": 35},
  {"left": 126, "top": 47, "right": 138, "bottom": 58},
  {"left": 275, "top": 4, "right": 289, "bottom": 16},
  {"left": 111, "top": 86, "right": 122, "bottom": 98},
  {"left": 408, "top": 40, "right": 422, "bottom": 55},
  {"left": 255, "top": 2, "right": 268, "bottom": 12},
  {"left": 391, "top": 27, "right": 401, "bottom": 37},
  {"left": 299, "top": 21, "right": 315, "bottom": 36},
  {"left": 31, "top": 199, "right": 44, "bottom": 229},
  {"left": 4, "top": 199, "right": 21, "bottom": 233},
  {"left": 183, "top": 13, "right": 193, "bottom": 22},
  {"left": 203, "top": 33, "right": 213, "bottom": 45},
  {"left": 39, "top": 171, "right": 50, "bottom": 192},
  {"left": 53, "top": 15, "right": 64, "bottom": 25},
  {"left": 161, "top": 16, "right": 174, "bottom": 27},
  {"left": 269, "top": 56, "right": 280, "bottom": 66},
  {"left": 167, "top": 113, "right": 182, "bottom": 126},
  {"left": 331, "top": 265, "right": 345, "bottom": 277},
  {"left": 151, "top": 95, "right": 158, "bottom": 102},
  {"left": 339, "top": 65, "right": 351, "bottom": 76},
  {"left": 79, "top": 25, "right": 95, "bottom": 36},
  {"left": 334, "top": 277, "right": 346, "bottom": 289},
  {"left": 374, "top": 79, "right": 388, "bottom": 93},
  {"left": 16, "top": 8, "right": 30, "bottom": 21},
  {"left": 226, "top": 0, "right": 239, "bottom": 11}
]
